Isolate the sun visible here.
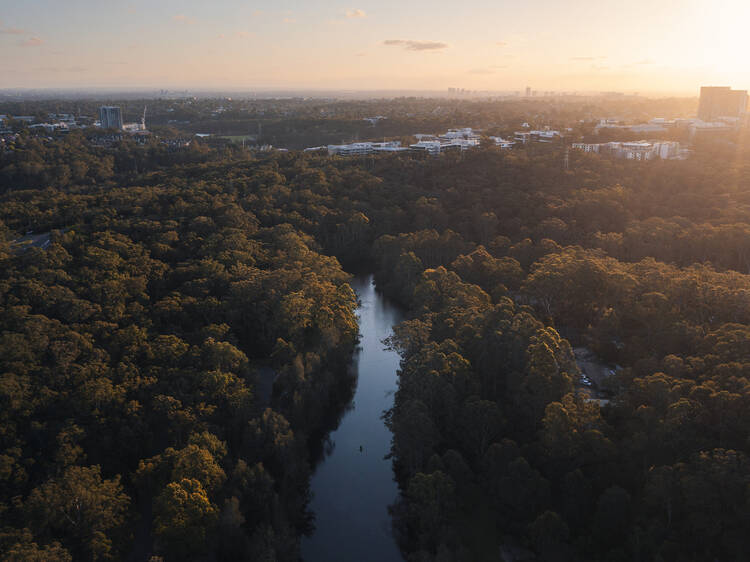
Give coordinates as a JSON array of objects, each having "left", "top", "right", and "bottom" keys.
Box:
[{"left": 709, "top": 3, "right": 750, "bottom": 77}]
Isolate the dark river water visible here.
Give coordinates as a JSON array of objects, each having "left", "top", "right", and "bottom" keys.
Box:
[{"left": 301, "top": 274, "right": 405, "bottom": 561}]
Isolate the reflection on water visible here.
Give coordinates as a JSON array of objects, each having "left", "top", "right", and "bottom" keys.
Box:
[{"left": 302, "top": 274, "right": 405, "bottom": 562}]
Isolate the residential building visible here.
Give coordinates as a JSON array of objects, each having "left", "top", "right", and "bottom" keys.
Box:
[
  {"left": 48, "top": 113, "right": 76, "bottom": 124},
  {"left": 363, "top": 116, "right": 387, "bottom": 125},
  {"left": 698, "top": 86, "right": 748, "bottom": 121},
  {"left": 373, "top": 143, "right": 409, "bottom": 153},
  {"left": 328, "top": 142, "right": 372, "bottom": 156},
  {"left": 441, "top": 128, "right": 479, "bottom": 140},
  {"left": 652, "top": 141, "right": 680, "bottom": 159},
  {"left": 629, "top": 123, "right": 667, "bottom": 134},
  {"left": 572, "top": 140, "right": 682, "bottom": 160},
  {"left": 409, "top": 140, "right": 443, "bottom": 156},
  {"left": 595, "top": 118, "right": 628, "bottom": 132},
  {"left": 99, "top": 106, "right": 123, "bottom": 130},
  {"left": 649, "top": 118, "right": 676, "bottom": 127},
  {"left": 329, "top": 127, "right": 480, "bottom": 158},
  {"left": 621, "top": 141, "right": 655, "bottom": 160},
  {"left": 442, "top": 138, "right": 480, "bottom": 151},
  {"left": 688, "top": 119, "right": 733, "bottom": 139},
  {"left": 572, "top": 142, "right": 600, "bottom": 153},
  {"left": 28, "top": 123, "right": 69, "bottom": 134},
  {"left": 327, "top": 141, "right": 405, "bottom": 156},
  {"left": 530, "top": 130, "right": 561, "bottom": 142},
  {"left": 490, "top": 136, "right": 515, "bottom": 149},
  {"left": 513, "top": 129, "right": 560, "bottom": 144}
]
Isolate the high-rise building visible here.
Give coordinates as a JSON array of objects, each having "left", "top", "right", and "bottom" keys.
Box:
[
  {"left": 99, "top": 106, "right": 123, "bottom": 129},
  {"left": 525, "top": 86, "right": 532, "bottom": 97},
  {"left": 697, "top": 87, "right": 748, "bottom": 121}
]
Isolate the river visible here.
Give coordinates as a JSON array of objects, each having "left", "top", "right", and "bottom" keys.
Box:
[{"left": 301, "top": 274, "right": 405, "bottom": 561}]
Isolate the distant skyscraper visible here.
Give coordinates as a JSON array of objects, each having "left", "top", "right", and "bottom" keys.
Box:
[
  {"left": 525, "top": 86, "right": 532, "bottom": 97},
  {"left": 698, "top": 87, "right": 748, "bottom": 121},
  {"left": 99, "top": 106, "right": 123, "bottom": 129}
]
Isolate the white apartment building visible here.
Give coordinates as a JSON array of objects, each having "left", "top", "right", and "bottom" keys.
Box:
[
  {"left": 620, "top": 141, "right": 654, "bottom": 160},
  {"left": 490, "top": 136, "right": 515, "bottom": 149},
  {"left": 531, "top": 130, "right": 561, "bottom": 142},
  {"left": 651, "top": 141, "right": 680, "bottom": 159},
  {"left": 327, "top": 141, "right": 404, "bottom": 156},
  {"left": 441, "top": 127, "right": 478, "bottom": 140},
  {"left": 445, "top": 138, "right": 480, "bottom": 150},
  {"left": 363, "top": 116, "right": 387, "bottom": 125},
  {"left": 513, "top": 130, "right": 561, "bottom": 144},
  {"left": 329, "top": 127, "right": 482, "bottom": 158},
  {"left": 572, "top": 142, "right": 600, "bottom": 153},
  {"left": 629, "top": 124, "right": 667, "bottom": 134},
  {"left": 572, "top": 140, "right": 681, "bottom": 160},
  {"left": 688, "top": 120, "right": 733, "bottom": 139},
  {"left": 409, "top": 137, "right": 480, "bottom": 155},
  {"left": 373, "top": 143, "right": 409, "bottom": 153},
  {"left": 409, "top": 140, "right": 444, "bottom": 156}
]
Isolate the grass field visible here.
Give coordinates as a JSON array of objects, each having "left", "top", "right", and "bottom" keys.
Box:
[{"left": 219, "top": 134, "right": 259, "bottom": 143}]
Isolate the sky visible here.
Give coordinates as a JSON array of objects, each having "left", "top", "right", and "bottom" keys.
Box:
[{"left": 1, "top": 0, "right": 749, "bottom": 95}]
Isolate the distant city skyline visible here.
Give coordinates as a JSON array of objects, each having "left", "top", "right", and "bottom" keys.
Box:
[{"left": 1, "top": 0, "right": 748, "bottom": 95}]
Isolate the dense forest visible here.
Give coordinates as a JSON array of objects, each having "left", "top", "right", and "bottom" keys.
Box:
[{"left": 2, "top": 123, "right": 750, "bottom": 560}]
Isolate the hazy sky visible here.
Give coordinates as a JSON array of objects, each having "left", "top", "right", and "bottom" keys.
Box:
[{"left": 1, "top": 0, "right": 748, "bottom": 94}]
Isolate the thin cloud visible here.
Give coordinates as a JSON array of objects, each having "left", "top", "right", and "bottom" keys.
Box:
[
  {"left": 495, "top": 41, "right": 507, "bottom": 46},
  {"left": 282, "top": 17, "right": 296, "bottom": 23},
  {"left": 236, "top": 31, "right": 252, "bottom": 38},
  {"left": 570, "top": 56, "right": 607, "bottom": 62},
  {"left": 345, "top": 9, "right": 367, "bottom": 18},
  {"left": 468, "top": 65, "right": 508, "bottom": 74},
  {"left": 18, "top": 37, "right": 43, "bottom": 47},
  {"left": 173, "top": 14, "right": 195, "bottom": 24},
  {"left": 383, "top": 39, "right": 448, "bottom": 52},
  {"left": 634, "top": 59, "right": 655, "bottom": 65},
  {"left": 1, "top": 27, "right": 28, "bottom": 35}
]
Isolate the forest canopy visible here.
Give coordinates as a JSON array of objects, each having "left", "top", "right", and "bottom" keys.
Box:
[{"left": 1, "top": 122, "right": 750, "bottom": 560}]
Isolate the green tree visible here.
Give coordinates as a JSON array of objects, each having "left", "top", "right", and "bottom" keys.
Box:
[
  {"left": 24, "top": 466, "right": 129, "bottom": 561},
  {"left": 153, "top": 478, "right": 218, "bottom": 558}
]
